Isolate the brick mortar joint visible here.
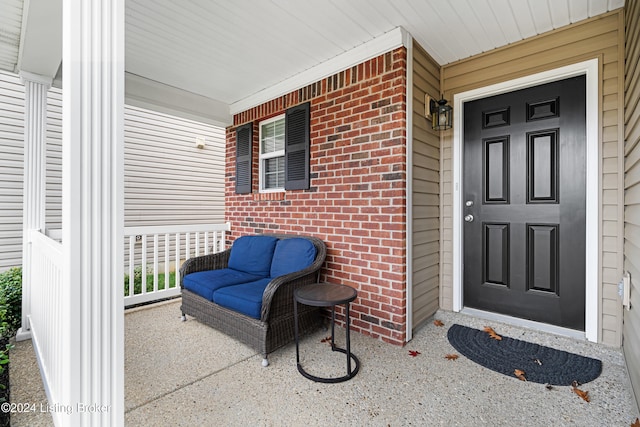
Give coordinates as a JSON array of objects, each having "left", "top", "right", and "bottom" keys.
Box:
[{"left": 251, "top": 192, "right": 286, "bottom": 202}]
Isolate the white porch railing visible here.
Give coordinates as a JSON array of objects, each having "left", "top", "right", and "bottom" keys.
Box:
[
  {"left": 123, "top": 222, "right": 230, "bottom": 307},
  {"left": 27, "top": 229, "right": 69, "bottom": 411},
  {"left": 24, "top": 223, "right": 230, "bottom": 421}
]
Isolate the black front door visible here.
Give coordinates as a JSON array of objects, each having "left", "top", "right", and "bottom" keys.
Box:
[{"left": 463, "top": 75, "right": 586, "bottom": 330}]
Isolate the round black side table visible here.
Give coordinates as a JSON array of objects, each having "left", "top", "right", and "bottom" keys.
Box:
[{"left": 293, "top": 282, "right": 360, "bottom": 383}]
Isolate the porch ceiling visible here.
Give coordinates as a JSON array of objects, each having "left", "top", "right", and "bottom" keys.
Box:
[{"left": 0, "top": 0, "right": 626, "bottom": 124}]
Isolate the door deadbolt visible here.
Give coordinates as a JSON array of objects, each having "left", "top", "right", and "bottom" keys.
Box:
[
  {"left": 465, "top": 200, "right": 474, "bottom": 207},
  {"left": 464, "top": 214, "right": 474, "bottom": 222}
]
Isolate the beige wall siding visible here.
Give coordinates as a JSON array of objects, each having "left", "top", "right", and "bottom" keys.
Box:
[
  {"left": 624, "top": 0, "right": 640, "bottom": 411},
  {"left": 441, "top": 10, "right": 626, "bottom": 346},
  {"left": 411, "top": 41, "right": 441, "bottom": 328}
]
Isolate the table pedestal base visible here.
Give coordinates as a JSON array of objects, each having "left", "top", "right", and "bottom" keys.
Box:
[
  {"left": 294, "top": 283, "right": 360, "bottom": 383},
  {"left": 296, "top": 345, "right": 360, "bottom": 383}
]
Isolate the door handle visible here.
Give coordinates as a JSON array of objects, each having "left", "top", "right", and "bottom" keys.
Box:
[{"left": 464, "top": 214, "right": 474, "bottom": 222}]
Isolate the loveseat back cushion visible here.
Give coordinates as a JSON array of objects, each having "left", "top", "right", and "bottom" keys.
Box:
[
  {"left": 183, "top": 268, "right": 263, "bottom": 301},
  {"left": 212, "top": 278, "right": 271, "bottom": 319},
  {"left": 228, "top": 235, "right": 279, "bottom": 276},
  {"left": 270, "top": 237, "right": 317, "bottom": 278}
]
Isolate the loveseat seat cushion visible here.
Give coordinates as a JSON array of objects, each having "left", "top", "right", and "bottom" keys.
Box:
[
  {"left": 183, "top": 269, "right": 263, "bottom": 301},
  {"left": 212, "top": 278, "right": 271, "bottom": 319},
  {"left": 228, "top": 235, "right": 279, "bottom": 276},
  {"left": 270, "top": 238, "right": 317, "bottom": 278}
]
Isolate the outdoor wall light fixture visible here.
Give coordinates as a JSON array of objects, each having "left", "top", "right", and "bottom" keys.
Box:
[{"left": 426, "top": 94, "right": 453, "bottom": 131}]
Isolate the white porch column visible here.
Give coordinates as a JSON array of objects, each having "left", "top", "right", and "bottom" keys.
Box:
[
  {"left": 62, "top": 0, "right": 124, "bottom": 425},
  {"left": 16, "top": 72, "right": 52, "bottom": 341}
]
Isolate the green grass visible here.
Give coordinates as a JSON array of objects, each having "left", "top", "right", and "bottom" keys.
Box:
[{"left": 124, "top": 269, "right": 176, "bottom": 297}]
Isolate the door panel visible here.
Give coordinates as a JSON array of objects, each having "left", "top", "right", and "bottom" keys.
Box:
[
  {"left": 484, "top": 222, "right": 509, "bottom": 286},
  {"left": 528, "top": 130, "right": 558, "bottom": 202},
  {"left": 463, "top": 75, "right": 586, "bottom": 330},
  {"left": 526, "top": 224, "right": 559, "bottom": 294},
  {"left": 484, "top": 138, "right": 509, "bottom": 203}
]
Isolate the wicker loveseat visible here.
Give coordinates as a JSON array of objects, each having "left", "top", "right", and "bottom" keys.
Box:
[{"left": 179, "top": 234, "right": 326, "bottom": 366}]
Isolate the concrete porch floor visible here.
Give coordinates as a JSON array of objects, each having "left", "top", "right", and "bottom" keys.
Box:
[{"left": 10, "top": 299, "right": 640, "bottom": 426}]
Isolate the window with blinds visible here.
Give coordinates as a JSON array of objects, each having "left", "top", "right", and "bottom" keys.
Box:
[{"left": 259, "top": 114, "right": 285, "bottom": 191}]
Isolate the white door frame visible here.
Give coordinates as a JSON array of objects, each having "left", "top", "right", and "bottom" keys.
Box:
[{"left": 451, "top": 59, "right": 600, "bottom": 342}]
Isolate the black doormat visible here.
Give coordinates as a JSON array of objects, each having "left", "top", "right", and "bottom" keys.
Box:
[{"left": 447, "top": 324, "right": 602, "bottom": 385}]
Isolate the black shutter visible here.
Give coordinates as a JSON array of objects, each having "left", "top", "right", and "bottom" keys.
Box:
[
  {"left": 284, "top": 102, "right": 310, "bottom": 190},
  {"left": 235, "top": 123, "right": 252, "bottom": 194}
]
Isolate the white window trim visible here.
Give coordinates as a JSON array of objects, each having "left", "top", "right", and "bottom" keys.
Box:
[{"left": 259, "top": 114, "right": 286, "bottom": 193}]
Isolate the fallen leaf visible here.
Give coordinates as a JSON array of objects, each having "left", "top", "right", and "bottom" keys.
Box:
[
  {"left": 631, "top": 417, "right": 640, "bottom": 427},
  {"left": 484, "top": 326, "right": 502, "bottom": 340},
  {"left": 408, "top": 350, "right": 421, "bottom": 357},
  {"left": 434, "top": 319, "right": 444, "bottom": 327},
  {"left": 514, "top": 369, "right": 527, "bottom": 381},
  {"left": 572, "top": 386, "right": 590, "bottom": 402},
  {"left": 545, "top": 384, "right": 554, "bottom": 390},
  {"left": 445, "top": 354, "right": 459, "bottom": 360},
  {"left": 321, "top": 336, "right": 332, "bottom": 346}
]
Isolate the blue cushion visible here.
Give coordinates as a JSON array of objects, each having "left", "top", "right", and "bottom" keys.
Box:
[
  {"left": 183, "top": 268, "right": 263, "bottom": 301},
  {"left": 270, "top": 238, "right": 317, "bottom": 278},
  {"left": 212, "top": 278, "right": 271, "bottom": 319},
  {"left": 228, "top": 235, "right": 279, "bottom": 276}
]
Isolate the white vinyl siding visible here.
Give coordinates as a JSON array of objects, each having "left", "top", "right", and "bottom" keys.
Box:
[
  {"left": 124, "top": 106, "right": 225, "bottom": 226},
  {"left": 0, "top": 71, "right": 63, "bottom": 273},
  {"left": 0, "top": 71, "right": 25, "bottom": 271},
  {"left": 46, "top": 86, "right": 62, "bottom": 231},
  {"left": 0, "top": 70, "right": 225, "bottom": 272}
]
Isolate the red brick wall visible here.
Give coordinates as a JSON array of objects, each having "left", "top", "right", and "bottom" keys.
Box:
[{"left": 225, "top": 48, "right": 408, "bottom": 345}]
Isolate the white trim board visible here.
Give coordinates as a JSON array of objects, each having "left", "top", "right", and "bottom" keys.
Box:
[
  {"left": 451, "top": 59, "right": 600, "bottom": 343},
  {"left": 230, "top": 26, "right": 411, "bottom": 115},
  {"left": 405, "top": 35, "right": 414, "bottom": 342},
  {"left": 125, "top": 72, "right": 232, "bottom": 127}
]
